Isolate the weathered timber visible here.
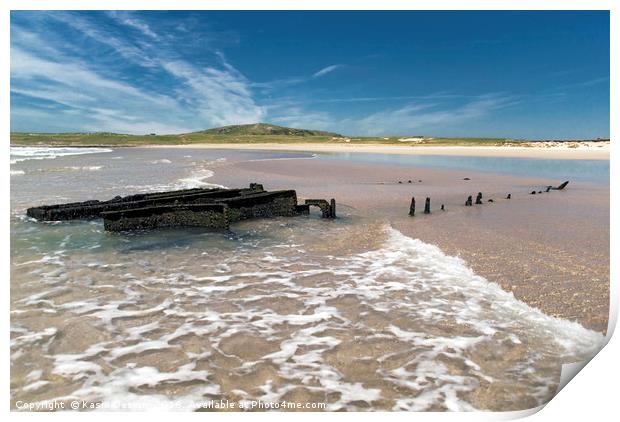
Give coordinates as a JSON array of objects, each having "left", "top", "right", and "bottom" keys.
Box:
[
  {"left": 553, "top": 181, "right": 569, "bottom": 190},
  {"left": 26, "top": 186, "right": 263, "bottom": 221},
  {"left": 305, "top": 199, "right": 336, "bottom": 219},
  {"left": 465, "top": 196, "right": 473, "bottom": 206},
  {"left": 424, "top": 197, "right": 431, "bottom": 214},
  {"left": 409, "top": 197, "right": 416, "bottom": 216},
  {"left": 475, "top": 192, "right": 483, "bottom": 205},
  {"left": 103, "top": 204, "right": 230, "bottom": 232},
  {"left": 223, "top": 190, "right": 299, "bottom": 221},
  {"left": 27, "top": 183, "right": 332, "bottom": 232}
]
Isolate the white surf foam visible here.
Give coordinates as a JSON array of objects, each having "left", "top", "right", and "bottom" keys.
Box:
[
  {"left": 177, "top": 169, "right": 226, "bottom": 189},
  {"left": 10, "top": 224, "right": 604, "bottom": 411},
  {"left": 10, "top": 146, "right": 113, "bottom": 163}
]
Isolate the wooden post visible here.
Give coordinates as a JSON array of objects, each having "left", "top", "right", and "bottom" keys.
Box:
[
  {"left": 465, "top": 196, "right": 473, "bottom": 206},
  {"left": 475, "top": 192, "right": 483, "bottom": 204},
  {"left": 506, "top": 193, "right": 511, "bottom": 199},
  {"left": 330, "top": 198, "right": 336, "bottom": 218},
  {"left": 424, "top": 197, "right": 431, "bottom": 214},
  {"left": 409, "top": 197, "right": 416, "bottom": 216}
]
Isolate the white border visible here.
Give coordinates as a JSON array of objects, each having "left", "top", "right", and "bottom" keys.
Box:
[{"left": 3, "top": 1, "right": 616, "bottom": 420}]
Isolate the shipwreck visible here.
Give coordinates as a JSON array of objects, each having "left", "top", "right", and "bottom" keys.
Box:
[{"left": 26, "top": 183, "right": 336, "bottom": 232}]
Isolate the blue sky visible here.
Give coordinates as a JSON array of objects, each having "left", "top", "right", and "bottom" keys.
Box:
[{"left": 10, "top": 11, "right": 609, "bottom": 138}]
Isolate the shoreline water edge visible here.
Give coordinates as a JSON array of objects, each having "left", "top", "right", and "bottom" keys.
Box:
[{"left": 10, "top": 145, "right": 610, "bottom": 411}]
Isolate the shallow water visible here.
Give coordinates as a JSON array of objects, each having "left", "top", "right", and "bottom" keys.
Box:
[
  {"left": 10, "top": 147, "right": 605, "bottom": 411},
  {"left": 323, "top": 152, "right": 610, "bottom": 184}
]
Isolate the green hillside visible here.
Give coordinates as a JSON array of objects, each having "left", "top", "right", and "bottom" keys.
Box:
[
  {"left": 10, "top": 123, "right": 527, "bottom": 147},
  {"left": 197, "top": 123, "right": 342, "bottom": 137}
]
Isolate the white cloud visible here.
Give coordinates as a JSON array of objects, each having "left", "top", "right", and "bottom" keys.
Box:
[
  {"left": 10, "top": 16, "right": 264, "bottom": 134},
  {"left": 162, "top": 59, "right": 265, "bottom": 126},
  {"left": 313, "top": 64, "right": 343, "bottom": 78},
  {"left": 349, "top": 94, "right": 519, "bottom": 136},
  {"left": 108, "top": 11, "right": 159, "bottom": 39},
  {"left": 262, "top": 94, "right": 519, "bottom": 136}
]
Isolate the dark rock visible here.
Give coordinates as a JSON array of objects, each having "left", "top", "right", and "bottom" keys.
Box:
[
  {"left": 441, "top": 204, "right": 445, "bottom": 211},
  {"left": 506, "top": 194, "right": 511, "bottom": 199},
  {"left": 465, "top": 196, "right": 473, "bottom": 206},
  {"left": 475, "top": 192, "right": 483, "bottom": 205},
  {"left": 531, "top": 191, "right": 537, "bottom": 195},
  {"left": 463, "top": 177, "right": 471, "bottom": 180},
  {"left": 488, "top": 199, "right": 494, "bottom": 202}
]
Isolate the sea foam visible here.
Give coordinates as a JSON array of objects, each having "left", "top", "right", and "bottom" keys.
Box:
[{"left": 10, "top": 222, "right": 604, "bottom": 411}]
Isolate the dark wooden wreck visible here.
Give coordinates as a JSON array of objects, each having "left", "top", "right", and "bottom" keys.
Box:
[{"left": 26, "top": 183, "right": 336, "bottom": 232}]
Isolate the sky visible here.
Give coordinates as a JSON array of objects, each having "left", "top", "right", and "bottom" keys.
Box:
[{"left": 10, "top": 11, "right": 610, "bottom": 138}]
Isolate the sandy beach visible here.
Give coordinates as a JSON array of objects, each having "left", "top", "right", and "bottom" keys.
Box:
[
  {"left": 10, "top": 146, "right": 609, "bottom": 410},
  {"left": 147, "top": 142, "right": 611, "bottom": 160},
  {"left": 203, "top": 151, "right": 610, "bottom": 333}
]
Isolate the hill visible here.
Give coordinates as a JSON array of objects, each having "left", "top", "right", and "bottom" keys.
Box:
[
  {"left": 197, "top": 123, "right": 342, "bottom": 137},
  {"left": 10, "top": 123, "right": 530, "bottom": 147}
]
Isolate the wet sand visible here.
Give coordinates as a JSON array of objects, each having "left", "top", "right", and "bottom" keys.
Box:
[
  {"left": 207, "top": 156, "right": 609, "bottom": 333},
  {"left": 10, "top": 146, "right": 608, "bottom": 410}
]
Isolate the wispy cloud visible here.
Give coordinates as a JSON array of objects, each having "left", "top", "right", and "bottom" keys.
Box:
[
  {"left": 10, "top": 12, "right": 263, "bottom": 134},
  {"left": 108, "top": 11, "right": 159, "bottom": 39},
  {"left": 10, "top": 12, "right": 543, "bottom": 137},
  {"left": 313, "top": 64, "right": 344, "bottom": 78},
  {"left": 558, "top": 76, "right": 609, "bottom": 90},
  {"left": 253, "top": 64, "right": 346, "bottom": 91},
  {"left": 261, "top": 93, "right": 520, "bottom": 136},
  {"left": 347, "top": 94, "right": 519, "bottom": 135},
  {"left": 161, "top": 58, "right": 265, "bottom": 126}
]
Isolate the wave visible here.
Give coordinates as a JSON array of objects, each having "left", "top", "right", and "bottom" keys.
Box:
[
  {"left": 10, "top": 224, "right": 604, "bottom": 411},
  {"left": 10, "top": 146, "right": 113, "bottom": 163}
]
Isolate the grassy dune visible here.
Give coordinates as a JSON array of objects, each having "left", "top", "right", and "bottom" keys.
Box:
[
  {"left": 10, "top": 132, "right": 526, "bottom": 147},
  {"left": 10, "top": 123, "right": 530, "bottom": 147}
]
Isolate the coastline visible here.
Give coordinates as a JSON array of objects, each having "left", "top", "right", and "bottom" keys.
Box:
[
  {"left": 145, "top": 143, "right": 611, "bottom": 160},
  {"left": 203, "top": 151, "right": 609, "bottom": 333},
  {"left": 10, "top": 144, "right": 610, "bottom": 332},
  {"left": 10, "top": 145, "right": 610, "bottom": 409}
]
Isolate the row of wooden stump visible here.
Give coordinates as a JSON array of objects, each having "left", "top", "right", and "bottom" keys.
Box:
[{"left": 408, "top": 181, "right": 569, "bottom": 216}]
